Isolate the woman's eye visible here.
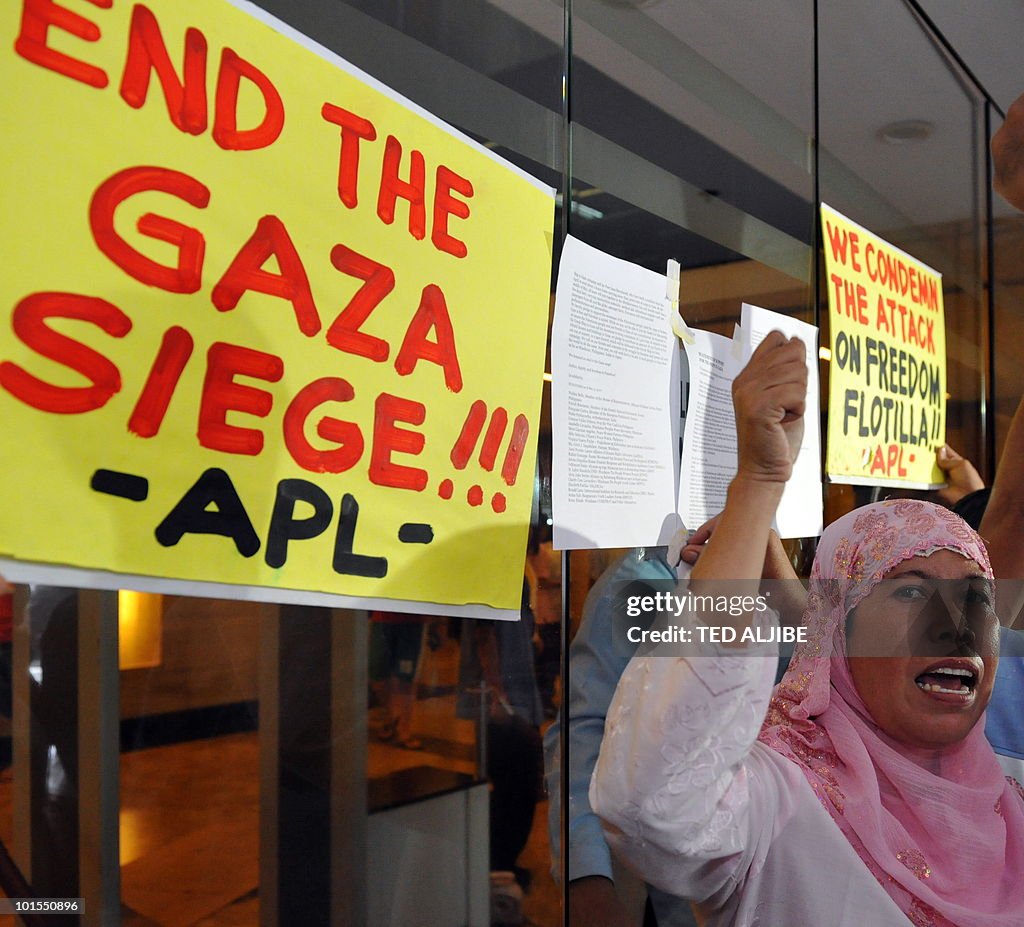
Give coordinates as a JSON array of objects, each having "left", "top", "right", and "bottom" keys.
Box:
[
  {"left": 895, "top": 585, "right": 928, "bottom": 601},
  {"left": 966, "top": 586, "right": 992, "bottom": 607}
]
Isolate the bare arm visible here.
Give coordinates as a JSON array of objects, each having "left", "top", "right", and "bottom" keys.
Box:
[
  {"left": 681, "top": 512, "right": 808, "bottom": 626},
  {"left": 979, "top": 396, "right": 1024, "bottom": 628},
  {"left": 680, "top": 516, "right": 797, "bottom": 580},
  {"left": 992, "top": 92, "right": 1024, "bottom": 212},
  {"left": 984, "top": 94, "right": 1024, "bottom": 621},
  {"left": 980, "top": 395, "right": 1024, "bottom": 580}
]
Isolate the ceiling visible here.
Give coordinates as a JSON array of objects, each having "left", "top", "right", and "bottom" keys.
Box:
[
  {"left": 338, "top": 0, "right": 1024, "bottom": 230},
  {"left": 916, "top": 0, "right": 1024, "bottom": 114},
  {"left": 492, "top": 0, "right": 1022, "bottom": 228}
]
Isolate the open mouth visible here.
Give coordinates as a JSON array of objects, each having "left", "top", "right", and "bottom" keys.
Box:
[{"left": 914, "top": 662, "right": 979, "bottom": 698}]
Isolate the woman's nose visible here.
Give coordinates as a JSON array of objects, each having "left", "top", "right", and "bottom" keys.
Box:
[
  {"left": 957, "top": 624, "right": 977, "bottom": 649},
  {"left": 933, "top": 617, "right": 976, "bottom": 649}
]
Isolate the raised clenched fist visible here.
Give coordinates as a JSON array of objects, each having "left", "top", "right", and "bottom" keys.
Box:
[{"left": 731, "top": 331, "right": 807, "bottom": 484}]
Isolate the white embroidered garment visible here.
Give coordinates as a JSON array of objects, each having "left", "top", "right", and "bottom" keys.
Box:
[{"left": 590, "top": 613, "right": 916, "bottom": 926}]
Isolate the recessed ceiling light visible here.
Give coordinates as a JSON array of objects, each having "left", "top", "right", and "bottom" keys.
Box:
[{"left": 877, "top": 120, "right": 934, "bottom": 144}]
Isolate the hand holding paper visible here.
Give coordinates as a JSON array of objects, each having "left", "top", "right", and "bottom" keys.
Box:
[
  {"left": 679, "top": 512, "right": 794, "bottom": 579},
  {"left": 934, "top": 444, "right": 984, "bottom": 506}
]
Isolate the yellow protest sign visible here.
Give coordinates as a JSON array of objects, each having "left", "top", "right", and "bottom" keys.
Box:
[
  {"left": 0, "top": 0, "right": 553, "bottom": 615},
  {"left": 821, "top": 204, "right": 946, "bottom": 487}
]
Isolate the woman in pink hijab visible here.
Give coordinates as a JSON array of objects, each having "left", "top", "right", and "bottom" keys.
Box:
[{"left": 591, "top": 333, "right": 1024, "bottom": 925}]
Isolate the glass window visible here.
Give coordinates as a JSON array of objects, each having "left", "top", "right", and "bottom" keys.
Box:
[
  {"left": 818, "top": 0, "right": 990, "bottom": 476},
  {"left": 1, "top": 4, "right": 1005, "bottom": 927}
]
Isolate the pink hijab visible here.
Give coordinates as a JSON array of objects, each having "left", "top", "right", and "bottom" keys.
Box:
[{"left": 759, "top": 500, "right": 1024, "bottom": 926}]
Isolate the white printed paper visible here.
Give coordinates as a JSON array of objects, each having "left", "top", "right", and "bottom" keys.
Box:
[
  {"left": 677, "top": 330, "right": 742, "bottom": 530},
  {"left": 740, "top": 303, "right": 824, "bottom": 538},
  {"left": 551, "top": 236, "right": 681, "bottom": 549}
]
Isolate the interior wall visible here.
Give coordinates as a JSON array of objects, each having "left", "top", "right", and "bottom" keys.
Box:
[{"left": 120, "top": 598, "right": 259, "bottom": 719}]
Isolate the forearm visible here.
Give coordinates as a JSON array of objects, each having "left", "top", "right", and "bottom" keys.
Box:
[
  {"left": 762, "top": 534, "right": 807, "bottom": 626},
  {"left": 690, "top": 477, "right": 784, "bottom": 583},
  {"left": 687, "top": 478, "right": 785, "bottom": 645},
  {"left": 980, "top": 396, "right": 1024, "bottom": 582}
]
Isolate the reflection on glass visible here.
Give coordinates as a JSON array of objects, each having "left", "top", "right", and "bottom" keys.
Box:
[{"left": 118, "top": 592, "right": 163, "bottom": 671}]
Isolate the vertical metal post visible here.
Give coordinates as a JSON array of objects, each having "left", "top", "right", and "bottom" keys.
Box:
[
  {"left": 259, "top": 604, "right": 280, "bottom": 927},
  {"left": 260, "top": 604, "right": 368, "bottom": 927},
  {"left": 559, "top": 5, "right": 574, "bottom": 923},
  {"left": 77, "top": 590, "right": 121, "bottom": 927},
  {"left": 24, "top": 587, "right": 79, "bottom": 915},
  {"left": 12, "top": 587, "right": 120, "bottom": 926},
  {"left": 332, "top": 609, "right": 367, "bottom": 927},
  {"left": 12, "top": 585, "right": 31, "bottom": 885},
  {"left": 983, "top": 100, "right": 997, "bottom": 479}
]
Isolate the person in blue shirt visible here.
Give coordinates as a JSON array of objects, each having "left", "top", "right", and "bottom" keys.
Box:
[{"left": 544, "top": 547, "right": 685, "bottom": 927}]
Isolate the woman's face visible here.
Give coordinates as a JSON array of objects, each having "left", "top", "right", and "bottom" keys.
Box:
[{"left": 846, "top": 549, "right": 998, "bottom": 750}]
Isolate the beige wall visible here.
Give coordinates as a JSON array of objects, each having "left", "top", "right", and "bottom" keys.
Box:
[{"left": 120, "top": 597, "right": 259, "bottom": 719}]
